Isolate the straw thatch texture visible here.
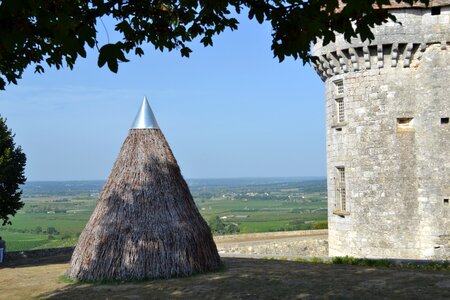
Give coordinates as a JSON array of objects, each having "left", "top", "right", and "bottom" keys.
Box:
[{"left": 67, "top": 129, "right": 221, "bottom": 281}]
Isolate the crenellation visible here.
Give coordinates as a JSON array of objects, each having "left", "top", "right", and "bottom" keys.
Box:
[
  {"left": 326, "top": 53, "right": 339, "bottom": 74},
  {"left": 311, "top": 3, "right": 449, "bottom": 260},
  {"left": 348, "top": 47, "right": 359, "bottom": 71},
  {"left": 312, "top": 42, "right": 437, "bottom": 79},
  {"left": 391, "top": 43, "right": 399, "bottom": 67},
  {"left": 403, "top": 43, "right": 414, "bottom": 67},
  {"left": 362, "top": 46, "right": 371, "bottom": 69},
  {"left": 336, "top": 50, "right": 348, "bottom": 73},
  {"left": 377, "top": 44, "right": 384, "bottom": 68}
]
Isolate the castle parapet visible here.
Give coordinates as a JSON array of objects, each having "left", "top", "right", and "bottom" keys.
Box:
[{"left": 312, "top": 6, "right": 450, "bottom": 80}]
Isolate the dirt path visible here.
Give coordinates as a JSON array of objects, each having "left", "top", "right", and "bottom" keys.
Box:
[{"left": 1, "top": 255, "right": 449, "bottom": 299}]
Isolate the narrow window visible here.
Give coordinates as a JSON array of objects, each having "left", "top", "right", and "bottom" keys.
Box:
[
  {"left": 397, "top": 117, "right": 413, "bottom": 130},
  {"left": 444, "top": 199, "right": 449, "bottom": 205},
  {"left": 336, "top": 167, "right": 346, "bottom": 211},
  {"left": 441, "top": 117, "right": 449, "bottom": 124},
  {"left": 334, "top": 80, "right": 344, "bottom": 95},
  {"left": 431, "top": 7, "right": 441, "bottom": 15},
  {"left": 336, "top": 98, "right": 345, "bottom": 123}
]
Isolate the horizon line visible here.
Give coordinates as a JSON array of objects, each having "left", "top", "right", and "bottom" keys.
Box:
[{"left": 24, "top": 175, "right": 327, "bottom": 183}]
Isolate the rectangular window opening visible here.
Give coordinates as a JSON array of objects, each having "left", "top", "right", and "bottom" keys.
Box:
[
  {"left": 334, "top": 80, "right": 344, "bottom": 95},
  {"left": 336, "top": 98, "right": 345, "bottom": 123},
  {"left": 431, "top": 7, "right": 441, "bottom": 15},
  {"left": 441, "top": 117, "right": 449, "bottom": 124},
  {"left": 397, "top": 117, "right": 413, "bottom": 129},
  {"left": 336, "top": 167, "right": 346, "bottom": 211},
  {"left": 444, "top": 199, "right": 449, "bottom": 205}
]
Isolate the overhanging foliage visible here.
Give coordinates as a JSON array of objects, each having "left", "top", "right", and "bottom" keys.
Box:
[{"left": 0, "top": 0, "right": 429, "bottom": 90}]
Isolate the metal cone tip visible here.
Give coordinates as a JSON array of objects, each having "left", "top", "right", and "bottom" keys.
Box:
[{"left": 131, "top": 96, "right": 160, "bottom": 129}]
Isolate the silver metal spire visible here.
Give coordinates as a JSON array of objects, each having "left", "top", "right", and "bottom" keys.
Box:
[{"left": 131, "top": 96, "right": 160, "bottom": 129}]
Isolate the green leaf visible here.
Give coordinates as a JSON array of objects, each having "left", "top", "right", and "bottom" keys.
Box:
[
  {"left": 107, "top": 57, "right": 118, "bottom": 73},
  {"left": 200, "top": 36, "right": 213, "bottom": 47},
  {"left": 135, "top": 47, "right": 144, "bottom": 56},
  {"left": 34, "top": 65, "right": 45, "bottom": 74},
  {"left": 98, "top": 44, "right": 114, "bottom": 68},
  {"left": 116, "top": 48, "right": 129, "bottom": 63},
  {"left": 98, "top": 43, "right": 128, "bottom": 72},
  {"left": 180, "top": 47, "right": 192, "bottom": 57},
  {"left": 78, "top": 47, "right": 87, "bottom": 58}
]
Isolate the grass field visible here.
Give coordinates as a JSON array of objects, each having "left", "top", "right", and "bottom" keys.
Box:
[
  {"left": 0, "top": 211, "right": 92, "bottom": 251},
  {"left": 0, "top": 231, "right": 79, "bottom": 251},
  {"left": 1, "top": 178, "right": 328, "bottom": 251}
]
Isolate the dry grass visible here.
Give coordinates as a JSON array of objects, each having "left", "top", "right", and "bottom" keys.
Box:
[
  {"left": 67, "top": 129, "right": 220, "bottom": 281},
  {"left": 1, "top": 256, "right": 450, "bottom": 299}
]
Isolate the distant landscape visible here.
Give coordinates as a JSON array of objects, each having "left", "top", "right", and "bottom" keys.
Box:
[{"left": 1, "top": 178, "right": 327, "bottom": 251}]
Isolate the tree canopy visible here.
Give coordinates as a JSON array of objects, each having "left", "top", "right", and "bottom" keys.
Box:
[
  {"left": 0, "top": 117, "right": 26, "bottom": 226},
  {"left": 0, "top": 0, "right": 429, "bottom": 90},
  {"left": 208, "top": 216, "right": 240, "bottom": 235}
]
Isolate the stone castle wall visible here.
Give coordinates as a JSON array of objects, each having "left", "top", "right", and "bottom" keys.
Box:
[
  {"left": 215, "top": 230, "right": 328, "bottom": 258},
  {"left": 312, "top": 6, "right": 450, "bottom": 259}
]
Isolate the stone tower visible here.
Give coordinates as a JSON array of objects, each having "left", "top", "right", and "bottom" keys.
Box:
[{"left": 312, "top": 1, "right": 449, "bottom": 259}]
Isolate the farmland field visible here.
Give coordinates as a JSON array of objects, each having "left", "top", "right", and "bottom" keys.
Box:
[{"left": 1, "top": 177, "right": 327, "bottom": 251}]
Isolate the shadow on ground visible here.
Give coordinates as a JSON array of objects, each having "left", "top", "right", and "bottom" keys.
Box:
[
  {"left": 40, "top": 258, "right": 450, "bottom": 299},
  {"left": 3, "top": 253, "right": 71, "bottom": 269}
]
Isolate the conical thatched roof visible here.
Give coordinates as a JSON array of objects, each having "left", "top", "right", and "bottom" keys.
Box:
[{"left": 67, "top": 98, "right": 220, "bottom": 281}]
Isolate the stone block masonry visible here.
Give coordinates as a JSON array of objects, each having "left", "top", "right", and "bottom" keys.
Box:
[{"left": 312, "top": 4, "right": 450, "bottom": 260}]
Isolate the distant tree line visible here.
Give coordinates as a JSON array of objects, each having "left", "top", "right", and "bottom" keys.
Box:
[
  {"left": 0, "top": 225, "right": 60, "bottom": 235},
  {"left": 208, "top": 216, "right": 240, "bottom": 235},
  {"left": 278, "top": 220, "right": 328, "bottom": 231},
  {"left": 23, "top": 204, "right": 67, "bottom": 214}
]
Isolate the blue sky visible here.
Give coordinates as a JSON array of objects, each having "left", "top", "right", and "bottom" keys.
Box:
[{"left": 0, "top": 16, "right": 325, "bottom": 181}]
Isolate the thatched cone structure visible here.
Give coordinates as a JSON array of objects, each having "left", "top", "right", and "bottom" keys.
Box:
[{"left": 67, "top": 97, "right": 221, "bottom": 281}]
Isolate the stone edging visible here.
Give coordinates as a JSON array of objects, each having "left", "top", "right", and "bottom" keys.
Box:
[
  {"left": 214, "top": 229, "right": 328, "bottom": 242},
  {"left": 4, "top": 246, "right": 74, "bottom": 261}
]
